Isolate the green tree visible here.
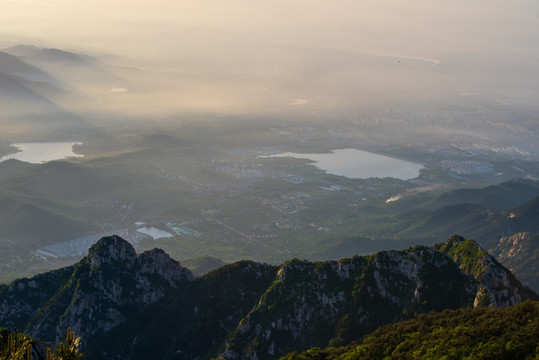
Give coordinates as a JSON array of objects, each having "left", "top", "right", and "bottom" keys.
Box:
[
  {"left": 0, "top": 329, "right": 33, "bottom": 360},
  {"left": 49, "top": 328, "right": 84, "bottom": 360},
  {"left": 0, "top": 327, "right": 84, "bottom": 360}
]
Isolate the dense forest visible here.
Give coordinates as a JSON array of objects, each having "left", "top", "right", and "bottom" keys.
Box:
[
  {"left": 4, "top": 301, "right": 538, "bottom": 359},
  {"left": 281, "top": 300, "right": 539, "bottom": 360}
]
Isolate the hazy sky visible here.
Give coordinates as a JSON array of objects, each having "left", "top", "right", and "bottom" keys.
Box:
[
  {"left": 2, "top": 0, "right": 537, "bottom": 59},
  {"left": 1, "top": 0, "right": 538, "bottom": 114}
]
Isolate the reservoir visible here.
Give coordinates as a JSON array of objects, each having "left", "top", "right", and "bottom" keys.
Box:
[
  {"left": 136, "top": 227, "right": 174, "bottom": 239},
  {"left": 0, "top": 142, "right": 83, "bottom": 164},
  {"left": 265, "top": 148, "right": 423, "bottom": 180}
]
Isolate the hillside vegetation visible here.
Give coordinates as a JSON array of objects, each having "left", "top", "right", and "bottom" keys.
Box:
[
  {"left": 1, "top": 235, "right": 537, "bottom": 359},
  {"left": 281, "top": 300, "right": 539, "bottom": 360},
  {"left": 0, "top": 327, "right": 83, "bottom": 360}
]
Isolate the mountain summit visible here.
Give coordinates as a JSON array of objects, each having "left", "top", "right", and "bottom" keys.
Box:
[
  {"left": 87, "top": 235, "right": 137, "bottom": 267},
  {"left": 0, "top": 236, "right": 193, "bottom": 345}
]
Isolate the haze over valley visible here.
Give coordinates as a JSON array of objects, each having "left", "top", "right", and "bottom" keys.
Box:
[
  {"left": 0, "top": 0, "right": 538, "bottom": 290},
  {"left": 1, "top": 1, "right": 539, "bottom": 358}
]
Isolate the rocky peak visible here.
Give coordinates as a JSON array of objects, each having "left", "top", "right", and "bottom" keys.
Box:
[
  {"left": 87, "top": 235, "right": 137, "bottom": 268},
  {"left": 2, "top": 235, "right": 536, "bottom": 360},
  {"left": 137, "top": 248, "right": 194, "bottom": 284},
  {"left": 434, "top": 234, "right": 538, "bottom": 307},
  {"left": 442, "top": 234, "right": 467, "bottom": 247},
  {"left": 0, "top": 235, "right": 195, "bottom": 347}
]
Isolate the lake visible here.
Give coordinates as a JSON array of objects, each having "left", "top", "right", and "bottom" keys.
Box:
[
  {"left": 136, "top": 227, "right": 174, "bottom": 239},
  {"left": 0, "top": 142, "right": 83, "bottom": 164},
  {"left": 265, "top": 148, "right": 423, "bottom": 180}
]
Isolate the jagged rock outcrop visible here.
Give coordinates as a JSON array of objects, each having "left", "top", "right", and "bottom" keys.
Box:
[
  {"left": 0, "top": 235, "right": 193, "bottom": 346},
  {"left": 219, "top": 237, "right": 537, "bottom": 360},
  {"left": 86, "top": 260, "right": 279, "bottom": 360},
  {"left": 0, "top": 266, "right": 75, "bottom": 329},
  {"left": 0, "top": 235, "right": 536, "bottom": 360},
  {"left": 87, "top": 235, "right": 138, "bottom": 268},
  {"left": 218, "top": 245, "right": 479, "bottom": 360},
  {"left": 489, "top": 232, "right": 539, "bottom": 293},
  {"left": 434, "top": 235, "right": 537, "bottom": 308}
]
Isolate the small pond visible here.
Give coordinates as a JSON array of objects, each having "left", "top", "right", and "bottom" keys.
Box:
[{"left": 136, "top": 227, "right": 174, "bottom": 239}]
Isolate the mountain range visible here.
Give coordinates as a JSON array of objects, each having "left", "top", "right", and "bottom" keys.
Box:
[
  {"left": 0, "top": 235, "right": 536, "bottom": 359},
  {"left": 3, "top": 45, "right": 97, "bottom": 66},
  {"left": 0, "top": 46, "right": 113, "bottom": 140}
]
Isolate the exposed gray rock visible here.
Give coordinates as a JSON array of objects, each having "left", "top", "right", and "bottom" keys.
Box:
[
  {"left": 219, "top": 242, "right": 536, "bottom": 360},
  {"left": 0, "top": 235, "right": 193, "bottom": 347}
]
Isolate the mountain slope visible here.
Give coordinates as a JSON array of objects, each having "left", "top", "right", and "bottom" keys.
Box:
[
  {"left": 3, "top": 45, "right": 97, "bottom": 67},
  {"left": 182, "top": 255, "right": 227, "bottom": 276},
  {"left": 0, "top": 235, "right": 535, "bottom": 360},
  {"left": 434, "top": 235, "right": 538, "bottom": 307},
  {"left": 397, "top": 203, "right": 489, "bottom": 240},
  {"left": 218, "top": 235, "right": 536, "bottom": 360},
  {"left": 0, "top": 71, "right": 92, "bottom": 139},
  {"left": 2, "top": 44, "right": 117, "bottom": 87},
  {"left": 490, "top": 232, "right": 539, "bottom": 292},
  {"left": 392, "top": 194, "right": 539, "bottom": 249},
  {"left": 87, "top": 260, "right": 278, "bottom": 360},
  {"left": 281, "top": 300, "right": 539, "bottom": 360},
  {"left": 0, "top": 236, "right": 193, "bottom": 346},
  {"left": 386, "top": 194, "right": 539, "bottom": 293},
  {"left": 0, "top": 51, "right": 58, "bottom": 84},
  {"left": 0, "top": 202, "right": 98, "bottom": 246},
  {"left": 388, "top": 179, "right": 539, "bottom": 214},
  {"left": 430, "top": 179, "right": 539, "bottom": 211},
  {"left": 0, "top": 72, "right": 61, "bottom": 109}
]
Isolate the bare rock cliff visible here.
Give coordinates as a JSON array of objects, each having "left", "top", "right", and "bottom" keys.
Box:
[{"left": 0, "top": 235, "right": 193, "bottom": 346}]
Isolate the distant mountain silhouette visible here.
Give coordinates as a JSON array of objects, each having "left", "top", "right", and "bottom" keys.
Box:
[
  {"left": 0, "top": 71, "right": 92, "bottom": 139},
  {"left": 0, "top": 51, "right": 59, "bottom": 84},
  {"left": 3, "top": 45, "right": 96, "bottom": 66},
  {"left": 389, "top": 179, "right": 539, "bottom": 213}
]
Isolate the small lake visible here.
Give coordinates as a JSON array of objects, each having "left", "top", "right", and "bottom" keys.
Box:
[
  {"left": 136, "top": 227, "right": 173, "bottom": 239},
  {"left": 0, "top": 142, "right": 83, "bottom": 164},
  {"left": 265, "top": 148, "right": 423, "bottom": 180}
]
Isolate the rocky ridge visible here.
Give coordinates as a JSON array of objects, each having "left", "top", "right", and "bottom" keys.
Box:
[
  {"left": 0, "top": 235, "right": 536, "bottom": 360},
  {"left": 218, "top": 235, "right": 537, "bottom": 360},
  {"left": 490, "top": 232, "right": 539, "bottom": 293},
  {"left": 219, "top": 242, "right": 469, "bottom": 359},
  {"left": 434, "top": 235, "right": 537, "bottom": 307},
  {"left": 0, "top": 235, "right": 193, "bottom": 345}
]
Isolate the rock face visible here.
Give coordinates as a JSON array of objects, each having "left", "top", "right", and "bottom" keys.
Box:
[
  {"left": 219, "top": 246, "right": 476, "bottom": 360},
  {"left": 0, "top": 235, "right": 193, "bottom": 345},
  {"left": 0, "top": 235, "right": 536, "bottom": 360},
  {"left": 87, "top": 235, "right": 138, "bottom": 268},
  {"left": 218, "top": 236, "right": 537, "bottom": 360},
  {"left": 489, "top": 232, "right": 539, "bottom": 293},
  {"left": 434, "top": 235, "right": 537, "bottom": 308},
  {"left": 86, "top": 260, "right": 279, "bottom": 360}
]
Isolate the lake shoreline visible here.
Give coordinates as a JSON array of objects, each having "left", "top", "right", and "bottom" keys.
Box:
[
  {"left": 261, "top": 148, "right": 424, "bottom": 180},
  {"left": 0, "top": 142, "right": 83, "bottom": 164}
]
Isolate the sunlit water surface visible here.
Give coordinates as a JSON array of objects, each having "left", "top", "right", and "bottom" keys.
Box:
[
  {"left": 265, "top": 148, "right": 423, "bottom": 180},
  {"left": 136, "top": 227, "right": 174, "bottom": 239},
  {"left": 0, "top": 142, "right": 83, "bottom": 163}
]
